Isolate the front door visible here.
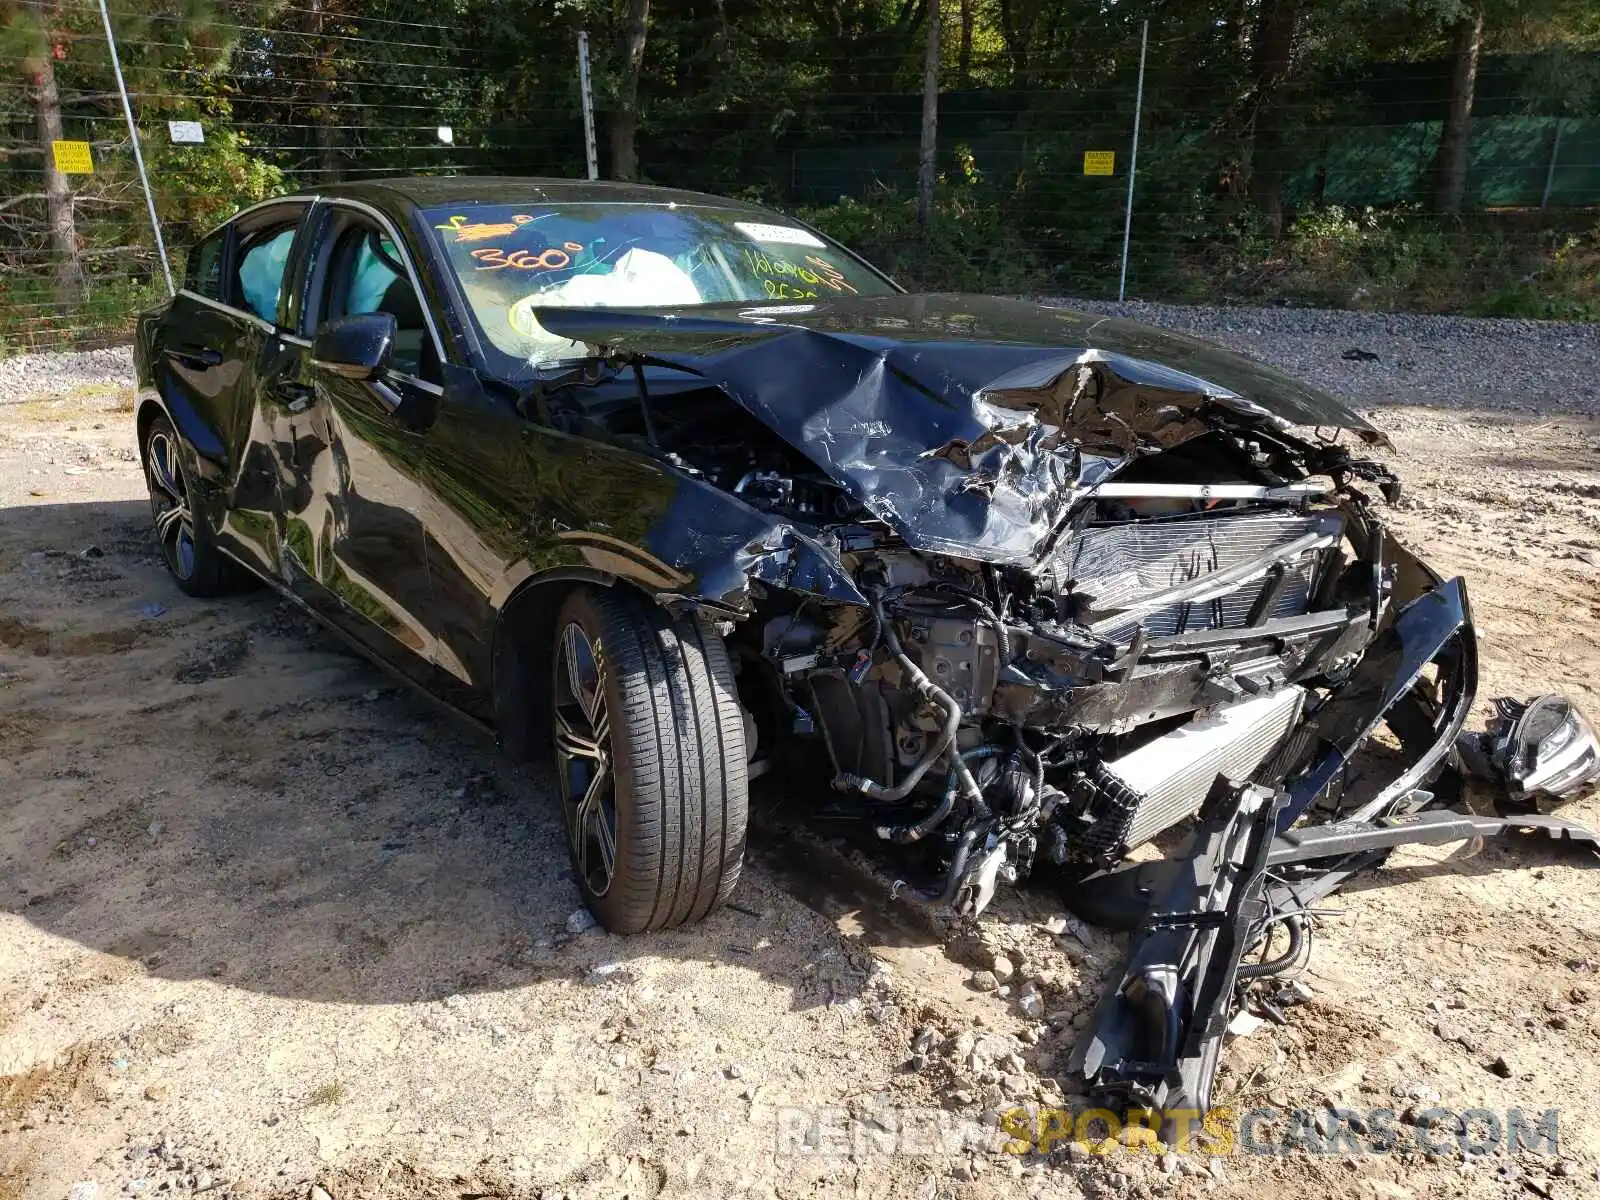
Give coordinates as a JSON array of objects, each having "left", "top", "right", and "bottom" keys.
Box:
[{"left": 264, "top": 203, "right": 442, "bottom": 682}]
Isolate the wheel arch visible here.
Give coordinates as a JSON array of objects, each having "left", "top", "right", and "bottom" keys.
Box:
[
  {"left": 491, "top": 566, "right": 630, "bottom": 762},
  {"left": 134, "top": 393, "right": 169, "bottom": 467},
  {"left": 489, "top": 558, "right": 751, "bottom": 761}
]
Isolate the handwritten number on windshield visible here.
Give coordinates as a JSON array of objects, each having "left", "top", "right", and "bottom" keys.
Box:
[
  {"left": 804, "top": 255, "right": 857, "bottom": 294},
  {"left": 470, "top": 242, "right": 586, "bottom": 271}
]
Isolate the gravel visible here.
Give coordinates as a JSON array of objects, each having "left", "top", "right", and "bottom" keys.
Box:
[
  {"left": 0, "top": 345, "right": 134, "bottom": 404},
  {"left": 1051, "top": 298, "right": 1600, "bottom": 418},
  {"left": 4, "top": 304, "right": 1597, "bottom": 421}
]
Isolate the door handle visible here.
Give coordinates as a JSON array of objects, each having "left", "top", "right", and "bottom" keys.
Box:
[
  {"left": 166, "top": 343, "right": 223, "bottom": 368},
  {"left": 275, "top": 380, "right": 315, "bottom": 413}
]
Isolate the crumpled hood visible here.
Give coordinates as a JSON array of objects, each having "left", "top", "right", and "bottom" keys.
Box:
[{"left": 534, "top": 294, "right": 1385, "bottom": 565}]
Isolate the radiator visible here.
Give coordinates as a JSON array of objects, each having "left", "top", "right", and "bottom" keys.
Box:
[
  {"left": 1056, "top": 508, "right": 1343, "bottom": 645},
  {"left": 1106, "top": 685, "right": 1307, "bottom": 848}
]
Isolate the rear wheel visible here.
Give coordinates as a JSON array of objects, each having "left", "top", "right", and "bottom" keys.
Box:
[
  {"left": 142, "top": 414, "right": 249, "bottom": 597},
  {"left": 551, "top": 586, "right": 748, "bottom": 933}
]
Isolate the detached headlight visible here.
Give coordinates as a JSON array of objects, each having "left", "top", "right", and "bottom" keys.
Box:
[{"left": 1500, "top": 694, "right": 1600, "bottom": 801}]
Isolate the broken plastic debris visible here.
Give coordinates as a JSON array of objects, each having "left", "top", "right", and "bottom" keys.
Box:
[{"left": 1227, "top": 1011, "right": 1266, "bottom": 1037}]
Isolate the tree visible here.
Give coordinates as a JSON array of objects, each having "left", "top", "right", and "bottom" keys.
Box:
[
  {"left": 304, "top": 0, "right": 342, "bottom": 182},
  {"left": 610, "top": 0, "right": 651, "bottom": 180},
  {"left": 1429, "top": 7, "right": 1483, "bottom": 214},
  {"left": 4, "top": 4, "right": 84, "bottom": 308},
  {"left": 956, "top": 0, "right": 973, "bottom": 86},
  {"left": 917, "top": 0, "right": 939, "bottom": 226},
  {"left": 1249, "top": 0, "right": 1300, "bottom": 239},
  {"left": 32, "top": 44, "right": 80, "bottom": 308}
]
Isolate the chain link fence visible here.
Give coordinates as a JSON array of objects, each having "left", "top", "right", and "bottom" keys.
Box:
[{"left": 2, "top": 2, "right": 1597, "bottom": 355}]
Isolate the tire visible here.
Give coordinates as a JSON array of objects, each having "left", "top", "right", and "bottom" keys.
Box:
[
  {"left": 141, "top": 414, "right": 250, "bottom": 597},
  {"left": 551, "top": 586, "right": 748, "bottom": 933}
]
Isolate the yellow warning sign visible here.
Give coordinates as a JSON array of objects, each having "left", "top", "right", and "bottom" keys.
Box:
[
  {"left": 51, "top": 140, "right": 94, "bottom": 174},
  {"left": 1082, "top": 150, "right": 1115, "bottom": 177}
]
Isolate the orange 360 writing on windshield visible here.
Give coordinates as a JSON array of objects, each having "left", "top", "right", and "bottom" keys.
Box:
[{"left": 470, "top": 242, "right": 586, "bottom": 271}]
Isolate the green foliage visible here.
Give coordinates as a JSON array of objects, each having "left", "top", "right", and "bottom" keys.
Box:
[
  {"left": 4, "top": 0, "right": 1600, "bottom": 357},
  {"left": 797, "top": 180, "right": 1045, "bottom": 294},
  {"left": 1480, "top": 224, "right": 1600, "bottom": 319},
  {"left": 144, "top": 126, "right": 285, "bottom": 241},
  {"left": 0, "top": 271, "right": 164, "bottom": 355},
  {"left": 1168, "top": 202, "right": 1600, "bottom": 316}
]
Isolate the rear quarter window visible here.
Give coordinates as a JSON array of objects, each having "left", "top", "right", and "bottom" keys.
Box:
[{"left": 185, "top": 232, "right": 226, "bottom": 300}]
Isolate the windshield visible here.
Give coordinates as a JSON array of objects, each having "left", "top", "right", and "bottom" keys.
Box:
[{"left": 423, "top": 202, "right": 897, "bottom": 371}]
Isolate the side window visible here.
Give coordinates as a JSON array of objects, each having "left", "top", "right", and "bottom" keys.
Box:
[
  {"left": 320, "top": 218, "right": 434, "bottom": 380},
  {"left": 234, "top": 224, "right": 298, "bottom": 323},
  {"left": 185, "top": 231, "right": 225, "bottom": 299}
]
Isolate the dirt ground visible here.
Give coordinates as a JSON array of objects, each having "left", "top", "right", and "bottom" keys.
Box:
[{"left": 1, "top": 370, "right": 1597, "bottom": 1200}]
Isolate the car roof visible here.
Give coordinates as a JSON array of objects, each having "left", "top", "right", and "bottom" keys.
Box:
[{"left": 316, "top": 175, "right": 771, "bottom": 213}]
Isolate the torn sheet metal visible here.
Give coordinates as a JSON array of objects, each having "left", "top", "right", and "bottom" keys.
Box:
[
  {"left": 533, "top": 296, "right": 1386, "bottom": 566},
  {"left": 631, "top": 471, "right": 867, "bottom": 609}
]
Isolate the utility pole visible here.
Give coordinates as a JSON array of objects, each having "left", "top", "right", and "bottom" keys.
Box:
[
  {"left": 1117, "top": 19, "right": 1148, "bottom": 303},
  {"left": 577, "top": 31, "right": 599, "bottom": 181},
  {"left": 97, "top": 0, "right": 173, "bottom": 295}
]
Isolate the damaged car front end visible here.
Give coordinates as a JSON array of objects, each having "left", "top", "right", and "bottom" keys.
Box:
[
  {"left": 136, "top": 179, "right": 1598, "bottom": 1128},
  {"left": 528, "top": 299, "right": 1479, "bottom": 928}
]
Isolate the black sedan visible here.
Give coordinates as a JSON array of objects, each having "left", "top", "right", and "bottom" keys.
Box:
[{"left": 134, "top": 176, "right": 1475, "bottom": 953}]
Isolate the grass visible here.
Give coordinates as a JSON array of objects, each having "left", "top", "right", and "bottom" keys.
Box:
[
  {"left": 0, "top": 274, "right": 162, "bottom": 359},
  {"left": 305, "top": 1080, "right": 349, "bottom": 1107}
]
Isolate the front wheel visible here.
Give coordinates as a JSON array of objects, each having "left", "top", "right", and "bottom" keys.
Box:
[{"left": 551, "top": 587, "right": 748, "bottom": 933}]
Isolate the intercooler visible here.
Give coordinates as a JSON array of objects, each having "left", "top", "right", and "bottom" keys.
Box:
[
  {"left": 1056, "top": 508, "right": 1344, "bottom": 645},
  {"left": 1105, "top": 685, "right": 1307, "bottom": 849}
]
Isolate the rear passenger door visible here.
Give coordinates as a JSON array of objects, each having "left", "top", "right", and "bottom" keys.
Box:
[
  {"left": 146, "top": 225, "right": 257, "bottom": 552},
  {"left": 148, "top": 201, "right": 314, "bottom": 580}
]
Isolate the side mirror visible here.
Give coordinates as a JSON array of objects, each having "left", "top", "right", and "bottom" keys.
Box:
[{"left": 312, "top": 312, "right": 395, "bottom": 381}]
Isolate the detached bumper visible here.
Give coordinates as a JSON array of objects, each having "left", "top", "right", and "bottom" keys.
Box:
[{"left": 1276, "top": 575, "right": 1477, "bottom": 829}]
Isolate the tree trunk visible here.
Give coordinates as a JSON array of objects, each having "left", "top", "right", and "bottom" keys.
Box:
[
  {"left": 712, "top": 0, "right": 730, "bottom": 72},
  {"left": 917, "top": 0, "right": 940, "bottom": 228},
  {"left": 1429, "top": 10, "right": 1482, "bottom": 216},
  {"left": 608, "top": 0, "right": 651, "bottom": 181},
  {"left": 307, "top": 0, "right": 341, "bottom": 181},
  {"left": 997, "top": 0, "right": 1029, "bottom": 87},
  {"left": 34, "top": 52, "right": 84, "bottom": 309},
  {"left": 957, "top": 0, "right": 973, "bottom": 88},
  {"left": 1248, "top": 0, "right": 1298, "bottom": 239}
]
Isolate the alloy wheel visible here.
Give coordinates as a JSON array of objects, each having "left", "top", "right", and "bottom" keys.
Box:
[
  {"left": 145, "top": 429, "right": 197, "bottom": 580},
  {"left": 553, "top": 621, "right": 618, "bottom": 896}
]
